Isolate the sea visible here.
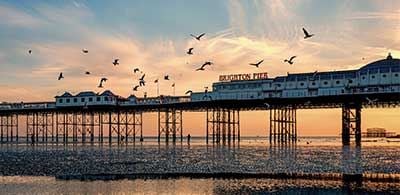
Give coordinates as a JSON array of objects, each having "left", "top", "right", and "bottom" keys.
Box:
[{"left": 0, "top": 136, "right": 400, "bottom": 194}]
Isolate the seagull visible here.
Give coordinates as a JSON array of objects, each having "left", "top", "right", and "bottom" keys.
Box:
[
  {"left": 164, "top": 75, "right": 170, "bottom": 80},
  {"left": 249, "top": 60, "right": 264, "bottom": 68},
  {"left": 28, "top": 50, "right": 32, "bottom": 54},
  {"left": 134, "top": 68, "right": 140, "bottom": 73},
  {"left": 139, "top": 80, "right": 145, "bottom": 87},
  {"left": 185, "top": 90, "right": 193, "bottom": 95},
  {"left": 112, "top": 59, "right": 119, "bottom": 66},
  {"left": 139, "top": 74, "right": 145, "bottom": 81},
  {"left": 203, "top": 61, "right": 213, "bottom": 67},
  {"left": 82, "top": 49, "right": 89, "bottom": 53},
  {"left": 85, "top": 71, "right": 90, "bottom": 75},
  {"left": 190, "top": 33, "right": 205, "bottom": 41},
  {"left": 196, "top": 66, "right": 206, "bottom": 71},
  {"left": 98, "top": 78, "right": 107, "bottom": 88},
  {"left": 154, "top": 79, "right": 158, "bottom": 83},
  {"left": 172, "top": 83, "right": 175, "bottom": 87},
  {"left": 133, "top": 85, "right": 139, "bottom": 91},
  {"left": 284, "top": 56, "right": 296, "bottom": 65},
  {"left": 187, "top": 48, "right": 194, "bottom": 55},
  {"left": 58, "top": 72, "right": 64, "bottom": 80},
  {"left": 302, "top": 28, "right": 314, "bottom": 39},
  {"left": 366, "top": 97, "right": 378, "bottom": 105}
]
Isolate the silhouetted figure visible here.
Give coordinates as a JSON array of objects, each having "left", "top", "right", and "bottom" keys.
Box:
[
  {"left": 284, "top": 56, "right": 296, "bottom": 65},
  {"left": 58, "top": 72, "right": 64, "bottom": 80},
  {"left": 190, "top": 33, "right": 205, "bottom": 41},
  {"left": 120, "top": 135, "right": 124, "bottom": 142},
  {"left": 187, "top": 134, "right": 191, "bottom": 143},
  {"left": 187, "top": 48, "right": 194, "bottom": 55},
  {"left": 31, "top": 134, "right": 35, "bottom": 145},
  {"left": 249, "top": 59, "right": 264, "bottom": 68},
  {"left": 302, "top": 27, "right": 314, "bottom": 39}
]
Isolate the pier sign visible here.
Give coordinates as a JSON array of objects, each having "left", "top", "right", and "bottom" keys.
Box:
[{"left": 219, "top": 72, "right": 268, "bottom": 82}]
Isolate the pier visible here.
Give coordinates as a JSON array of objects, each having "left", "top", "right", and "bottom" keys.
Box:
[{"left": 0, "top": 55, "right": 399, "bottom": 146}]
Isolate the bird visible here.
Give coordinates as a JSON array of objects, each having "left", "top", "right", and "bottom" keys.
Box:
[
  {"left": 203, "top": 61, "right": 213, "bottom": 66},
  {"left": 190, "top": 33, "right": 205, "bottom": 41},
  {"left": 196, "top": 66, "right": 206, "bottom": 71},
  {"left": 264, "top": 103, "right": 270, "bottom": 109},
  {"left": 249, "top": 60, "right": 264, "bottom": 68},
  {"left": 366, "top": 97, "right": 378, "bottom": 105},
  {"left": 139, "top": 74, "right": 145, "bottom": 81},
  {"left": 139, "top": 80, "right": 145, "bottom": 87},
  {"left": 98, "top": 78, "right": 107, "bottom": 88},
  {"left": 154, "top": 79, "right": 158, "bottom": 83},
  {"left": 187, "top": 48, "right": 194, "bottom": 55},
  {"left": 58, "top": 72, "right": 64, "bottom": 80},
  {"left": 306, "top": 141, "right": 310, "bottom": 145},
  {"left": 302, "top": 28, "right": 314, "bottom": 39},
  {"left": 112, "top": 59, "right": 119, "bottom": 66},
  {"left": 185, "top": 90, "right": 193, "bottom": 95},
  {"left": 284, "top": 56, "right": 296, "bottom": 65},
  {"left": 172, "top": 83, "right": 175, "bottom": 87},
  {"left": 28, "top": 50, "right": 32, "bottom": 54},
  {"left": 82, "top": 49, "right": 89, "bottom": 53},
  {"left": 164, "top": 75, "right": 170, "bottom": 80},
  {"left": 85, "top": 71, "right": 90, "bottom": 75},
  {"left": 134, "top": 68, "right": 140, "bottom": 73},
  {"left": 133, "top": 85, "right": 139, "bottom": 91}
]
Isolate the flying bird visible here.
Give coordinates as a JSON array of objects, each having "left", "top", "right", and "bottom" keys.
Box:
[
  {"left": 164, "top": 75, "right": 170, "bottom": 80},
  {"left": 196, "top": 65, "right": 206, "bottom": 71},
  {"left": 203, "top": 61, "right": 213, "bottom": 66},
  {"left": 139, "top": 74, "right": 145, "bottom": 81},
  {"left": 187, "top": 48, "right": 194, "bottom": 55},
  {"left": 98, "top": 78, "right": 107, "bottom": 88},
  {"left": 139, "top": 80, "right": 145, "bottom": 87},
  {"left": 85, "top": 71, "right": 90, "bottom": 75},
  {"left": 190, "top": 33, "right": 205, "bottom": 41},
  {"left": 249, "top": 60, "right": 264, "bottom": 68},
  {"left": 28, "top": 50, "right": 32, "bottom": 54},
  {"left": 302, "top": 28, "right": 314, "bottom": 39},
  {"left": 82, "top": 49, "right": 89, "bottom": 53},
  {"left": 58, "top": 72, "right": 64, "bottom": 80},
  {"left": 171, "top": 83, "right": 175, "bottom": 87},
  {"left": 134, "top": 68, "right": 140, "bottom": 73},
  {"left": 284, "top": 56, "right": 296, "bottom": 65},
  {"left": 133, "top": 85, "right": 139, "bottom": 91},
  {"left": 112, "top": 59, "right": 119, "bottom": 66},
  {"left": 185, "top": 90, "right": 193, "bottom": 95},
  {"left": 366, "top": 97, "right": 378, "bottom": 105},
  {"left": 154, "top": 79, "right": 158, "bottom": 83}
]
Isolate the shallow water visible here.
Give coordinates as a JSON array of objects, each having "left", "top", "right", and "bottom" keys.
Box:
[
  {"left": 0, "top": 136, "right": 399, "bottom": 194},
  {"left": 1, "top": 176, "right": 399, "bottom": 194}
]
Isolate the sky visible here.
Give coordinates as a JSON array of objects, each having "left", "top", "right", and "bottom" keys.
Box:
[{"left": 0, "top": 0, "right": 399, "bottom": 136}]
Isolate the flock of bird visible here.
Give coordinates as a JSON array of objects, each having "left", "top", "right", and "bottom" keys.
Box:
[{"left": 30, "top": 27, "right": 363, "bottom": 99}]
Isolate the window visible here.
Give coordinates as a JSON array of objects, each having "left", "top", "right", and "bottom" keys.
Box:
[
  {"left": 66, "top": 98, "right": 70, "bottom": 103},
  {"left": 89, "top": 97, "right": 93, "bottom": 102},
  {"left": 96, "top": 97, "right": 101, "bottom": 101},
  {"left": 371, "top": 75, "right": 375, "bottom": 79},
  {"left": 323, "top": 81, "right": 328, "bottom": 85},
  {"left": 362, "top": 76, "right": 366, "bottom": 80},
  {"left": 348, "top": 79, "right": 353, "bottom": 84},
  {"left": 104, "top": 97, "right": 109, "bottom": 101},
  {"left": 311, "top": 82, "right": 316, "bottom": 85},
  {"left": 395, "top": 73, "right": 399, "bottom": 77},
  {"left": 81, "top": 98, "right": 85, "bottom": 102},
  {"left": 336, "top": 80, "right": 340, "bottom": 84},
  {"left": 300, "top": 83, "right": 304, "bottom": 86},
  {"left": 59, "top": 99, "right": 63, "bottom": 103},
  {"left": 73, "top": 98, "right": 77, "bottom": 103}
]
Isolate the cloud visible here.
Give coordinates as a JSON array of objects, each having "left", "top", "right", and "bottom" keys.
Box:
[{"left": 0, "top": 5, "right": 44, "bottom": 28}]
